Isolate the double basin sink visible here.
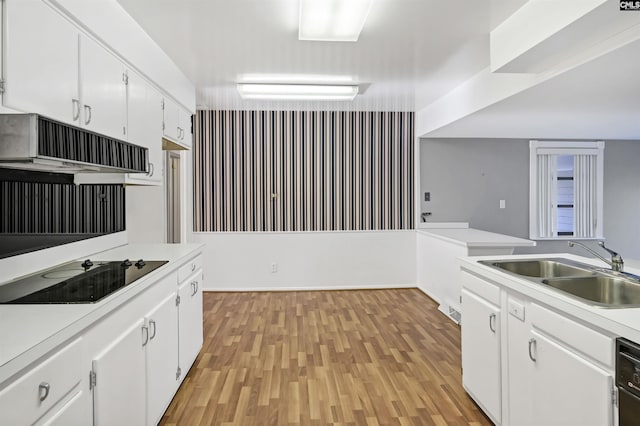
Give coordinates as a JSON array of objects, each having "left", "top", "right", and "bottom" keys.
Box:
[{"left": 480, "top": 258, "right": 640, "bottom": 308}]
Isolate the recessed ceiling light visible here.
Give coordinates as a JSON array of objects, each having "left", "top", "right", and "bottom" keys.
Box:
[
  {"left": 237, "top": 83, "right": 359, "bottom": 101},
  {"left": 299, "top": 0, "right": 375, "bottom": 42}
]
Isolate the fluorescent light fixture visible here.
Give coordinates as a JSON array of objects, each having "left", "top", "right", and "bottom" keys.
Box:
[
  {"left": 237, "top": 83, "right": 359, "bottom": 101},
  {"left": 299, "top": 0, "right": 374, "bottom": 42},
  {"left": 240, "top": 74, "right": 356, "bottom": 85}
]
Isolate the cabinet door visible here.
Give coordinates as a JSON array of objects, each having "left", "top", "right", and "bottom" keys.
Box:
[
  {"left": 163, "top": 98, "right": 179, "bottom": 141},
  {"left": 145, "top": 292, "right": 179, "bottom": 426},
  {"left": 3, "top": 0, "right": 79, "bottom": 123},
  {"left": 79, "top": 34, "right": 126, "bottom": 139},
  {"left": 92, "top": 319, "right": 146, "bottom": 426},
  {"left": 127, "top": 70, "right": 163, "bottom": 184},
  {"left": 178, "top": 108, "right": 192, "bottom": 148},
  {"left": 530, "top": 331, "right": 613, "bottom": 426},
  {"left": 178, "top": 271, "right": 204, "bottom": 378},
  {"left": 460, "top": 289, "right": 501, "bottom": 423}
]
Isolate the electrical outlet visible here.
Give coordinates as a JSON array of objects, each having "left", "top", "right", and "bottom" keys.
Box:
[
  {"left": 500, "top": 199, "right": 506, "bottom": 209},
  {"left": 271, "top": 263, "right": 278, "bottom": 273},
  {"left": 424, "top": 192, "right": 431, "bottom": 202}
]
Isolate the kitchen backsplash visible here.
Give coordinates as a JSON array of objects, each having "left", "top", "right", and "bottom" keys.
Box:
[{"left": 0, "top": 169, "right": 125, "bottom": 258}]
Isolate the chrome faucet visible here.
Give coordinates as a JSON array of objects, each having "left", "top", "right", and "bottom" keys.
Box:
[{"left": 568, "top": 241, "right": 624, "bottom": 272}]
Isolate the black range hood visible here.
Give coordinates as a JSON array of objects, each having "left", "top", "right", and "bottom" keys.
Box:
[{"left": 0, "top": 114, "right": 148, "bottom": 174}]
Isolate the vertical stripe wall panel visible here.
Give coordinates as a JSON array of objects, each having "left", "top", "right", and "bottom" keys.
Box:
[
  {"left": 0, "top": 180, "right": 125, "bottom": 234},
  {"left": 193, "top": 110, "right": 415, "bottom": 232}
]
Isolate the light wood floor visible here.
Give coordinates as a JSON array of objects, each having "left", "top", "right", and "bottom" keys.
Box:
[{"left": 160, "top": 289, "right": 492, "bottom": 426}]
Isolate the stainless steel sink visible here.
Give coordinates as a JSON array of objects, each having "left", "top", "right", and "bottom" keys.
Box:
[
  {"left": 541, "top": 275, "right": 640, "bottom": 307},
  {"left": 479, "top": 257, "right": 640, "bottom": 308},
  {"left": 480, "top": 258, "right": 595, "bottom": 278}
]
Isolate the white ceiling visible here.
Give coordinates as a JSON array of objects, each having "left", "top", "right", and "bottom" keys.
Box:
[
  {"left": 116, "top": 0, "right": 526, "bottom": 111},
  {"left": 423, "top": 36, "right": 640, "bottom": 140}
]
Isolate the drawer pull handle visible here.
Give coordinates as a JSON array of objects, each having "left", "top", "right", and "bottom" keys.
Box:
[
  {"left": 489, "top": 313, "right": 496, "bottom": 333},
  {"left": 72, "top": 99, "right": 80, "bottom": 121},
  {"left": 142, "top": 326, "right": 149, "bottom": 346},
  {"left": 84, "top": 105, "right": 92, "bottom": 125},
  {"left": 38, "top": 382, "right": 50, "bottom": 402},
  {"left": 149, "top": 320, "right": 157, "bottom": 340},
  {"left": 528, "top": 338, "right": 537, "bottom": 362},
  {"left": 191, "top": 263, "right": 196, "bottom": 272}
]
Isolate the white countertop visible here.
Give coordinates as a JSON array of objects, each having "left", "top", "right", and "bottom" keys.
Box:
[
  {"left": 418, "top": 227, "right": 536, "bottom": 248},
  {"left": 459, "top": 253, "right": 640, "bottom": 343},
  {"left": 0, "top": 243, "right": 203, "bottom": 384}
]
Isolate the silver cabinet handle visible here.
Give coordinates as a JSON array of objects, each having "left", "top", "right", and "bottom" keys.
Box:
[
  {"left": 528, "top": 338, "right": 537, "bottom": 362},
  {"left": 192, "top": 281, "right": 198, "bottom": 296},
  {"left": 191, "top": 263, "right": 196, "bottom": 272},
  {"left": 149, "top": 320, "right": 157, "bottom": 340},
  {"left": 84, "top": 105, "right": 92, "bottom": 125},
  {"left": 489, "top": 313, "right": 496, "bottom": 333},
  {"left": 142, "top": 325, "right": 149, "bottom": 346},
  {"left": 38, "top": 382, "right": 50, "bottom": 402},
  {"left": 147, "top": 162, "right": 154, "bottom": 177},
  {"left": 72, "top": 99, "right": 80, "bottom": 121}
]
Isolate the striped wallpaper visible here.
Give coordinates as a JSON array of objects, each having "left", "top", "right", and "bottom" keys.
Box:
[
  {"left": 0, "top": 176, "right": 125, "bottom": 234},
  {"left": 193, "top": 110, "right": 414, "bottom": 232}
]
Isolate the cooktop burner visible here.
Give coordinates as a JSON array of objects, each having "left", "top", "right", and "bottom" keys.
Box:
[{"left": 0, "top": 258, "right": 168, "bottom": 304}]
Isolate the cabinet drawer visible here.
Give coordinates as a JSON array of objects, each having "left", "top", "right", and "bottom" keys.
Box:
[
  {"left": 461, "top": 271, "right": 500, "bottom": 306},
  {"left": 530, "top": 303, "right": 613, "bottom": 367},
  {"left": 0, "top": 338, "right": 83, "bottom": 425},
  {"left": 178, "top": 255, "right": 202, "bottom": 283}
]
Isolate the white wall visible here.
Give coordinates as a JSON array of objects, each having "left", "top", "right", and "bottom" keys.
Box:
[
  {"left": 125, "top": 185, "right": 166, "bottom": 244},
  {"left": 188, "top": 231, "right": 416, "bottom": 291}
]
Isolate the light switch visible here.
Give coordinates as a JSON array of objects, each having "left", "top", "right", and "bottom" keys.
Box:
[{"left": 500, "top": 199, "right": 506, "bottom": 209}]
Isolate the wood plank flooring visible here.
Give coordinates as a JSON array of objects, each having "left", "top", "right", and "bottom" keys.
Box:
[{"left": 160, "top": 289, "right": 491, "bottom": 426}]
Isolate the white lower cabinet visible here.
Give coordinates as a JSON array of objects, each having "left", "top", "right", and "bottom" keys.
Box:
[
  {"left": 39, "top": 388, "right": 87, "bottom": 426},
  {"left": 529, "top": 331, "right": 613, "bottom": 426},
  {"left": 145, "top": 292, "right": 179, "bottom": 426},
  {"left": 461, "top": 288, "right": 501, "bottom": 424},
  {"left": 461, "top": 270, "right": 616, "bottom": 426},
  {"left": 0, "top": 338, "right": 88, "bottom": 426},
  {"left": 92, "top": 319, "right": 146, "bottom": 426},
  {"left": 0, "top": 250, "right": 204, "bottom": 426},
  {"left": 178, "top": 270, "right": 204, "bottom": 377}
]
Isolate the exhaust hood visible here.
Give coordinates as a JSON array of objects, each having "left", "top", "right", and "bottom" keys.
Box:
[{"left": 0, "top": 114, "right": 148, "bottom": 174}]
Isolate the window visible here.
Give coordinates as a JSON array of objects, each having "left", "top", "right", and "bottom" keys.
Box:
[{"left": 529, "top": 140, "right": 604, "bottom": 240}]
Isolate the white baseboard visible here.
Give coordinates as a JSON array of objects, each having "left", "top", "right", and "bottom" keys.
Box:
[{"left": 202, "top": 283, "right": 417, "bottom": 292}]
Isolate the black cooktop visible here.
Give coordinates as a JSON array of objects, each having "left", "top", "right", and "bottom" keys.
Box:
[{"left": 0, "top": 259, "right": 168, "bottom": 304}]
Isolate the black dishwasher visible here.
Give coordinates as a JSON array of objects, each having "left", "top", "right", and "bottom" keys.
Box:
[{"left": 617, "top": 338, "right": 640, "bottom": 425}]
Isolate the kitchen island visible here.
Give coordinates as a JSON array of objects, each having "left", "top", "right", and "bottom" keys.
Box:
[{"left": 416, "top": 224, "right": 535, "bottom": 322}]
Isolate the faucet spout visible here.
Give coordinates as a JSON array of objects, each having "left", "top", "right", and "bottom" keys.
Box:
[{"left": 568, "top": 241, "right": 624, "bottom": 272}]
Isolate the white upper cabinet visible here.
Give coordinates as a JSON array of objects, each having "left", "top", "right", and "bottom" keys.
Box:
[
  {"left": 126, "top": 70, "right": 163, "bottom": 185},
  {"left": 2, "top": 0, "right": 80, "bottom": 124},
  {"left": 79, "top": 34, "right": 126, "bottom": 139},
  {"left": 162, "top": 97, "right": 192, "bottom": 150}
]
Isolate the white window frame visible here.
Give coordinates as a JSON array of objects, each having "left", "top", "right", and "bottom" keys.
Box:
[{"left": 529, "top": 140, "right": 604, "bottom": 240}]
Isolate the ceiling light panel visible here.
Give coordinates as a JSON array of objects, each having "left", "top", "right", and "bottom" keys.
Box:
[
  {"left": 299, "top": 0, "right": 375, "bottom": 42},
  {"left": 237, "top": 83, "right": 359, "bottom": 101}
]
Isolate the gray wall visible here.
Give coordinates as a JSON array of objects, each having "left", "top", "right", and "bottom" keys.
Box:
[{"left": 419, "top": 138, "right": 640, "bottom": 259}]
